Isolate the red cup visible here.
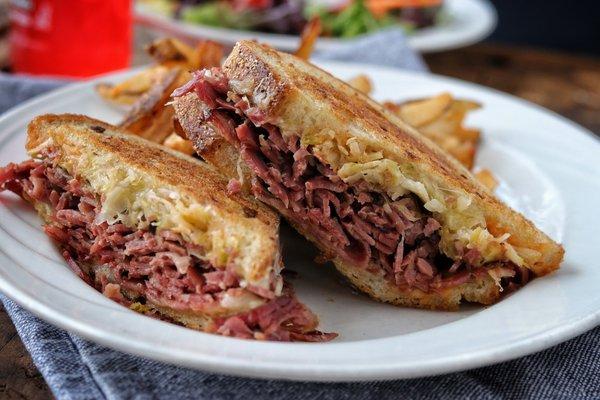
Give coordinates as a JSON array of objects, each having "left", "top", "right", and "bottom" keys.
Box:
[{"left": 9, "top": 0, "right": 132, "bottom": 78}]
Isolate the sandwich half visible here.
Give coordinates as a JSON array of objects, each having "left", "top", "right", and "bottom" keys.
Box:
[
  {"left": 172, "top": 40, "right": 564, "bottom": 311},
  {"left": 0, "top": 114, "right": 335, "bottom": 341}
]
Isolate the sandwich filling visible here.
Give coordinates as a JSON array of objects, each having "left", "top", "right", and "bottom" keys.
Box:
[
  {"left": 0, "top": 153, "right": 335, "bottom": 341},
  {"left": 174, "top": 68, "right": 530, "bottom": 294}
]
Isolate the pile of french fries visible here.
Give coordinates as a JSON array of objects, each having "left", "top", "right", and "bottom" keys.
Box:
[{"left": 96, "top": 34, "right": 497, "bottom": 191}]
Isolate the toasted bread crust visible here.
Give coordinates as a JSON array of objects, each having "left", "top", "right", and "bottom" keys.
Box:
[
  {"left": 222, "top": 41, "right": 564, "bottom": 276},
  {"left": 174, "top": 93, "right": 253, "bottom": 185},
  {"left": 26, "top": 114, "right": 280, "bottom": 284}
]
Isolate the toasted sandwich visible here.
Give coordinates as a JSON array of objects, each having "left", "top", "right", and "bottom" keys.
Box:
[
  {"left": 0, "top": 114, "right": 335, "bottom": 341},
  {"left": 172, "top": 41, "right": 564, "bottom": 310}
]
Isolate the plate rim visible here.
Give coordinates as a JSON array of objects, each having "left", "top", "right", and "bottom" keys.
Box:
[{"left": 0, "top": 62, "right": 599, "bottom": 382}]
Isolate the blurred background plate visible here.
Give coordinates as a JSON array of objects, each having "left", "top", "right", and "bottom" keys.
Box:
[{"left": 135, "top": 0, "right": 497, "bottom": 52}]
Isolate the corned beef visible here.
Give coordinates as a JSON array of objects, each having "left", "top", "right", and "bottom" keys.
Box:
[{"left": 175, "top": 68, "right": 529, "bottom": 293}]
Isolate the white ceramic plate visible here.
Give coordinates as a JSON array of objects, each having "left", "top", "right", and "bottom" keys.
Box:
[
  {"left": 135, "top": 0, "right": 497, "bottom": 53},
  {"left": 1, "top": 62, "right": 599, "bottom": 382}
]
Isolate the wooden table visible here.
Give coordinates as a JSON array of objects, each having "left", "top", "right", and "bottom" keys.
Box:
[
  {"left": 425, "top": 44, "right": 600, "bottom": 134},
  {"left": 0, "top": 42, "right": 599, "bottom": 399}
]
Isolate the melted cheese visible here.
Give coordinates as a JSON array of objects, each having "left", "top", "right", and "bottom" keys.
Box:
[
  {"left": 41, "top": 150, "right": 268, "bottom": 287},
  {"left": 303, "top": 130, "right": 539, "bottom": 269}
]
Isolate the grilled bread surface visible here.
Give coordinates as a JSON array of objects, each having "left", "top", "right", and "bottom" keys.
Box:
[{"left": 174, "top": 41, "right": 564, "bottom": 309}]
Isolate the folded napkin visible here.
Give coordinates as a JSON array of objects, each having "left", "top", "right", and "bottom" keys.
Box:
[
  {"left": 313, "top": 29, "right": 427, "bottom": 71},
  {"left": 1, "top": 30, "right": 599, "bottom": 400}
]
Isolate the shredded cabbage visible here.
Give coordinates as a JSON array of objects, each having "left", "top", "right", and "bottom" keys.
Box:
[
  {"left": 50, "top": 151, "right": 269, "bottom": 285},
  {"left": 306, "top": 132, "right": 540, "bottom": 270}
]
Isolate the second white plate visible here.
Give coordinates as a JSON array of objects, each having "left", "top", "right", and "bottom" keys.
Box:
[{"left": 135, "top": 0, "right": 497, "bottom": 53}]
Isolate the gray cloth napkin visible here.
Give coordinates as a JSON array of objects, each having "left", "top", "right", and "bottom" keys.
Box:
[
  {"left": 0, "top": 30, "right": 598, "bottom": 400},
  {"left": 313, "top": 29, "right": 428, "bottom": 71},
  {"left": 4, "top": 294, "right": 600, "bottom": 400}
]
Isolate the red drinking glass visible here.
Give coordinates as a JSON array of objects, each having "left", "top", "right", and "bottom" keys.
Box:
[{"left": 9, "top": 0, "right": 132, "bottom": 78}]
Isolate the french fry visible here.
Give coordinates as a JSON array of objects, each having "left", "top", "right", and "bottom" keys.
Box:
[
  {"left": 195, "top": 40, "right": 225, "bottom": 69},
  {"left": 96, "top": 83, "right": 139, "bottom": 106},
  {"left": 147, "top": 37, "right": 224, "bottom": 69},
  {"left": 147, "top": 37, "right": 197, "bottom": 66},
  {"left": 453, "top": 99, "right": 481, "bottom": 112},
  {"left": 475, "top": 169, "right": 499, "bottom": 192},
  {"left": 119, "top": 68, "right": 189, "bottom": 144},
  {"left": 96, "top": 66, "right": 172, "bottom": 106},
  {"left": 347, "top": 74, "right": 373, "bottom": 95},
  {"left": 385, "top": 92, "right": 481, "bottom": 169},
  {"left": 455, "top": 127, "right": 480, "bottom": 142},
  {"left": 163, "top": 133, "right": 196, "bottom": 155},
  {"left": 419, "top": 104, "right": 467, "bottom": 140},
  {"left": 294, "top": 17, "right": 322, "bottom": 60},
  {"left": 399, "top": 92, "right": 452, "bottom": 127}
]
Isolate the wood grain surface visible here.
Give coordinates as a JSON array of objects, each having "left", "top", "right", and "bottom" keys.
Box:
[
  {"left": 0, "top": 303, "right": 49, "bottom": 400},
  {"left": 425, "top": 44, "right": 600, "bottom": 134},
  {"left": 0, "top": 35, "right": 598, "bottom": 399}
]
